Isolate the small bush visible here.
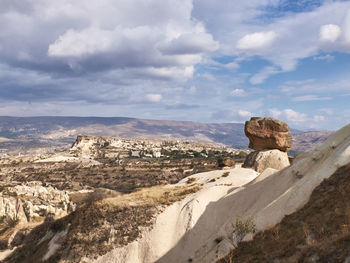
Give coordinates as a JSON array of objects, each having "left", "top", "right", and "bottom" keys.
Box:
[
  {"left": 186, "top": 177, "right": 196, "bottom": 184},
  {"left": 222, "top": 172, "right": 230, "bottom": 177},
  {"left": 232, "top": 216, "right": 256, "bottom": 247}
]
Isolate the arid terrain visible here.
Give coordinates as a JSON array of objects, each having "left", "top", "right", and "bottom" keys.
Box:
[
  {"left": 1, "top": 0, "right": 349, "bottom": 262},
  {"left": 0, "top": 134, "right": 243, "bottom": 262},
  {"left": 0, "top": 117, "right": 347, "bottom": 263},
  {"left": 0, "top": 117, "right": 332, "bottom": 156}
]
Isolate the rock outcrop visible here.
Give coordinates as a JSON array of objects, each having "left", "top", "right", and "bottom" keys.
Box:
[
  {"left": 0, "top": 181, "right": 74, "bottom": 223},
  {"left": 243, "top": 150, "right": 290, "bottom": 173},
  {"left": 245, "top": 117, "right": 292, "bottom": 152},
  {"left": 243, "top": 117, "right": 292, "bottom": 172},
  {"left": 217, "top": 158, "right": 235, "bottom": 168}
]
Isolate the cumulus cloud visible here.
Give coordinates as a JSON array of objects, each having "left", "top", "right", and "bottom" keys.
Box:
[
  {"left": 194, "top": 1, "right": 350, "bottom": 83},
  {"left": 146, "top": 94, "right": 162, "bottom": 102},
  {"left": 230, "top": 89, "right": 247, "bottom": 97},
  {"left": 282, "top": 109, "right": 308, "bottom": 123},
  {"left": 237, "top": 31, "right": 276, "bottom": 52},
  {"left": 266, "top": 108, "right": 330, "bottom": 129},
  {"left": 267, "top": 108, "right": 307, "bottom": 123},
  {"left": 238, "top": 109, "right": 253, "bottom": 118},
  {"left": 0, "top": 0, "right": 216, "bottom": 81},
  {"left": 319, "top": 24, "right": 341, "bottom": 42},
  {"left": 158, "top": 33, "right": 218, "bottom": 55},
  {"left": 48, "top": 27, "right": 115, "bottom": 57},
  {"left": 0, "top": 0, "right": 348, "bottom": 130}
]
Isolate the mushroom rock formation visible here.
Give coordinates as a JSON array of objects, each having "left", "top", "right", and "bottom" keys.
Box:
[
  {"left": 243, "top": 117, "right": 292, "bottom": 173},
  {"left": 244, "top": 117, "right": 293, "bottom": 152}
]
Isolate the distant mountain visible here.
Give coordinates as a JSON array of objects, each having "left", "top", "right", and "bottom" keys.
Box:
[
  {"left": 0, "top": 116, "right": 333, "bottom": 154},
  {"left": 292, "top": 130, "right": 334, "bottom": 153}
]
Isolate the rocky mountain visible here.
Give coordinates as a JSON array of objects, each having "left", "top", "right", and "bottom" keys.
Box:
[{"left": 0, "top": 116, "right": 332, "bottom": 155}]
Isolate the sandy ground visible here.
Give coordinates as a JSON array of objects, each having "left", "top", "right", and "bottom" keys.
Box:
[{"left": 87, "top": 124, "right": 350, "bottom": 263}]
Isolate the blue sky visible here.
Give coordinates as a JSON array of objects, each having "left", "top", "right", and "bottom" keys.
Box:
[{"left": 0, "top": 0, "right": 350, "bottom": 130}]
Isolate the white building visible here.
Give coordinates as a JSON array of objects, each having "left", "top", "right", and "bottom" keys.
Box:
[
  {"left": 153, "top": 151, "right": 161, "bottom": 158},
  {"left": 131, "top": 150, "right": 140, "bottom": 157}
]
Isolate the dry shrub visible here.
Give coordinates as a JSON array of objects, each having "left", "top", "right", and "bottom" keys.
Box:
[
  {"left": 222, "top": 172, "right": 230, "bottom": 177},
  {"left": 232, "top": 216, "right": 256, "bottom": 247},
  {"left": 186, "top": 177, "right": 196, "bottom": 184}
]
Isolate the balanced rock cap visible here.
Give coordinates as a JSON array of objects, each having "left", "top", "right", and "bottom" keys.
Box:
[{"left": 244, "top": 117, "right": 293, "bottom": 152}]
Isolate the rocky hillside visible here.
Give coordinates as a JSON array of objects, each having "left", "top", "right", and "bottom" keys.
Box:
[
  {"left": 1, "top": 123, "right": 348, "bottom": 263},
  {"left": 220, "top": 163, "right": 350, "bottom": 263},
  {"left": 0, "top": 116, "right": 331, "bottom": 155}
]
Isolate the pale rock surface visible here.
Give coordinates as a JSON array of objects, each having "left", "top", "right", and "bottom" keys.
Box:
[
  {"left": 249, "top": 167, "right": 278, "bottom": 184},
  {"left": 0, "top": 181, "right": 74, "bottom": 223},
  {"left": 242, "top": 149, "right": 290, "bottom": 172},
  {"left": 87, "top": 124, "right": 350, "bottom": 263}
]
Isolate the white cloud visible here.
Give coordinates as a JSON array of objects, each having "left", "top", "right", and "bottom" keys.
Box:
[
  {"left": 0, "top": 0, "right": 218, "bottom": 83},
  {"left": 266, "top": 108, "right": 329, "bottom": 129},
  {"left": 292, "top": 95, "right": 331, "bottom": 102},
  {"left": 194, "top": 1, "right": 350, "bottom": 83},
  {"left": 319, "top": 24, "right": 341, "bottom": 42},
  {"left": 146, "top": 93, "right": 162, "bottom": 102},
  {"left": 230, "top": 89, "right": 247, "bottom": 97},
  {"left": 250, "top": 66, "right": 280, "bottom": 85},
  {"left": 238, "top": 109, "right": 253, "bottom": 118},
  {"left": 158, "top": 33, "right": 218, "bottom": 55},
  {"left": 223, "top": 61, "right": 240, "bottom": 70},
  {"left": 48, "top": 27, "right": 114, "bottom": 57},
  {"left": 267, "top": 108, "right": 307, "bottom": 123},
  {"left": 343, "top": 10, "right": 350, "bottom": 44},
  {"left": 282, "top": 109, "right": 307, "bottom": 123},
  {"left": 237, "top": 31, "right": 276, "bottom": 52},
  {"left": 313, "top": 54, "right": 334, "bottom": 61}
]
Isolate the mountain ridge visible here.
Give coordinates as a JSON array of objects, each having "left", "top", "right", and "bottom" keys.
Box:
[{"left": 0, "top": 116, "right": 333, "bottom": 154}]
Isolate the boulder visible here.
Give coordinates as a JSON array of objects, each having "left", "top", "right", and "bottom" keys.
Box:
[
  {"left": 217, "top": 158, "right": 235, "bottom": 168},
  {"left": 242, "top": 149, "right": 290, "bottom": 173},
  {"left": 245, "top": 117, "right": 293, "bottom": 152}
]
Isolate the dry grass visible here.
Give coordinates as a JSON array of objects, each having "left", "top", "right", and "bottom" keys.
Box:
[
  {"left": 5, "top": 184, "right": 200, "bottom": 263},
  {"left": 103, "top": 184, "right": 200, "bottom": 207},
  {"left": 219, "top": 163, "right": 350, "bottom": 263}
]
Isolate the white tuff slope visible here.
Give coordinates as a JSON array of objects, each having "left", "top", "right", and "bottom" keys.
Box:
[{"left": 91, "top": 124, "right": 350, "bottom": 263}]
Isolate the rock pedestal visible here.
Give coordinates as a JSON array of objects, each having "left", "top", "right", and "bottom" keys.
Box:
[
  {"left": 243, "top": 117, "right": 292, "bottom": 173},
  {"left": 242, "top": 149, "right": 290, "bottom": 173},
  {"left": 245, "top": 117, "right": 292, "bottom": 152}
]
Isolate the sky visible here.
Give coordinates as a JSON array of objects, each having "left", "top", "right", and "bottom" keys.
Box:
[{"left": 0, "top": 0, "right": 350, "bottom": 130}]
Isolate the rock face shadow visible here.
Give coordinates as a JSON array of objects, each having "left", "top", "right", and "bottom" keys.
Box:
[{"left": 156, "top": 164, "right": 297, "bottom": 263}]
